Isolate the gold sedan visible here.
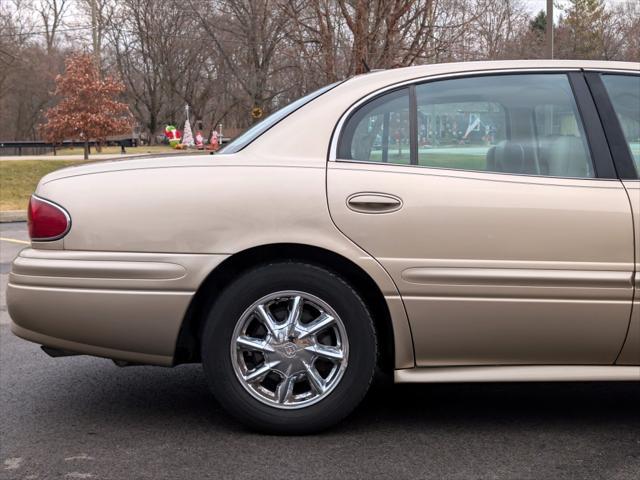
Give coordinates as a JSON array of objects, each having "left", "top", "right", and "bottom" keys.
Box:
[{"left": 8, "top": 60, "right": 640, "bottom": 433}]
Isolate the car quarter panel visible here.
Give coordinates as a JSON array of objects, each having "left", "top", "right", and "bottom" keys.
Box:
[{"left": 19, "top": 162, "right": 414, "bottom": 367}]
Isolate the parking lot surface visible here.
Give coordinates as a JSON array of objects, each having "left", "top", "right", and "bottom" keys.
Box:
[{"left": 1, "top": 222, "right": 639, "bottom": 480}]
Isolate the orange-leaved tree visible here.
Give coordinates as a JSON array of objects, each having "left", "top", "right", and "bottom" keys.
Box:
[{"left": 41, "top": 53, "right": 133, "bottom": 160}]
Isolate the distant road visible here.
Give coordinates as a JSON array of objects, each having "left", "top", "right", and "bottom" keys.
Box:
[
  {"left": 0, "top": 153, "right": 155, "bottom": 161},
  {"left": 0, "top": 151, "right": 214, "bottom": 162}
]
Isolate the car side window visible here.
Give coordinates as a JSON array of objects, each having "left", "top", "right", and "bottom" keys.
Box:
[
  {"left": 338, "top": 88, "right": 411, "bottom": 163},
  {"left": 338, "top": 74, "right": 595, "bottom": 178},
  {"left": 601, "top": 74, "right": 640, "bottom": 175}
]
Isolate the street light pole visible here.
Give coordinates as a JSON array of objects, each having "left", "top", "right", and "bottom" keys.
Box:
[
  {"left": 546, "top": 0, "right": 554, "bottom": 59},
  {"left": 90, "top": 0, "right": 101, "bottom": 69}
]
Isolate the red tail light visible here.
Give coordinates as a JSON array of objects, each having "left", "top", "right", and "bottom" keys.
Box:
[{"left": 27, "top": 195, "right": 71, "bottom": 241}]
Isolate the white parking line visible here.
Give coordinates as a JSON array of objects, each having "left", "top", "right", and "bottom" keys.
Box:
[{"left": 0, "top": 237, "right": 29, "bottom": 245}]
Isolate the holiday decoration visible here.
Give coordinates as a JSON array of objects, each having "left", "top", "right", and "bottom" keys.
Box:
[
  {"left": 207, "top": 130, "right": 219, "bottom": 151},
  {"left": 251, "top": 106, "right": 263, "bottom": 119},
  {"left": 182, "top": 105, "right": 195, "bottom": 147},
  {"left": 165, "top": 125, "right": 182, "bottom": 148}
]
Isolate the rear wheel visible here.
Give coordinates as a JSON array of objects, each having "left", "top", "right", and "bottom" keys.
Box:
[{"left": 201, "top": 262, "right": 377, "bottom": 434}]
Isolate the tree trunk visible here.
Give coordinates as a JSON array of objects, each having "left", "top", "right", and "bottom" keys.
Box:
[{"left": 83, "top": 140, "right": 89, "bottom": 160}]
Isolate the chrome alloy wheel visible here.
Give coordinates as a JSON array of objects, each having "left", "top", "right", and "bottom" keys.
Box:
[{"left": 230, "top": 290, "right": 349, "bottom": 409}]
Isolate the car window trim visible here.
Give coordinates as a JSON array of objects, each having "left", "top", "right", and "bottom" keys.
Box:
[
  {"left": 566, "top": 72, "right": 617, "bottom": 179},
  {"left": 584, "top": 71, "right": 639, "bottom": 180},
  {"left": 331, "top": 68, "right": 620, "bottom": 181},
  {"left": 381, "top": 111, "right": 390, "bottom": 163},
  {"left": 409, "top": 84, "right": 419, "bottom": 165}
]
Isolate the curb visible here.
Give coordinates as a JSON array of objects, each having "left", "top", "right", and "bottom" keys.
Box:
[{"left": 0, "top": 211, "right": 27, "bottom": 223}]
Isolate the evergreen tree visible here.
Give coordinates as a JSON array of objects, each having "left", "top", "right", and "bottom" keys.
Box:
[
  {"left": 557, "top": 0, "right": 609, "bottom": 59},
  {"left": 182, "top": 117, "right": 195, "bottom": 147},
  {"left": 530, "top": 10, "right": 547, "bottom": 35}
]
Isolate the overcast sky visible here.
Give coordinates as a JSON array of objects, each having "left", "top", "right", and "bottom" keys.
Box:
[{"left": 523, "top": 0, "right": 631, "bottom": 19}]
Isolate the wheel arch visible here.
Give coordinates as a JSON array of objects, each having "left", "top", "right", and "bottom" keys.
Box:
[{"left": 174, "top": 243, "right": 401, "bottom": 373}]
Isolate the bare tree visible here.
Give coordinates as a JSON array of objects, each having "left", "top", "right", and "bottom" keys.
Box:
[
  {"left": 157, "top": 11, "right": 219, "bottom": 125},
  {"left": 614, "top": 1, "right": 640, "bottom": 62},
  {"left": 76, "top": 0, "right": 114, "bottom": 69},
  {"left": 2, "top": 0, "right": 636, "bottom": 144},
  {"left": 469, "top": 0, "right": 529, "bottom": 60},
  {"left": 284, "top": 0, "right": 348, "bottom": 83},
  {"left": 286, "top": 0, "right": 482, "bottom": 76},
  {"left": 108, "top": 0, "right": 169, "bottom": 143},
  {"left": 0, "top": 2, "right": 20, "bottom": 102},
  {"left": 0, "top": 0, "right": 63, "bottom": 140},
  {"left": 32, "top": 0, "right": 69, "bottom": 54},
  {"left": 596, "top": 1, "right": 639, "bottom": 61},
  {"left": 190, "top": 0, "right": 296, "bottom": 123},
  {"left": 334, "top": 0, "right": 439, "bottom": 73}
]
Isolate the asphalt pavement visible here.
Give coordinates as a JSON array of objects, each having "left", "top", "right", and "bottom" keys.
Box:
[{"left": 1, "top": 222, "right": 639, "bottom": 480}]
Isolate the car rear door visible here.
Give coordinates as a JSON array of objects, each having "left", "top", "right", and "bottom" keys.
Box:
[
  {"left": 589, "top": 71, "right": 640, "bottom": 365},
  {"left": 327, "top": 70, "right": 635, "bottom": 366}
]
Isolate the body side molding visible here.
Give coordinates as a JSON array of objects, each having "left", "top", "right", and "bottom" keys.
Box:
[
  {"left": 401, "top": 267, "right": 631, "bottom": 288},
  {"left": 395, "top": 365, "right": 640, "bottom": 383}
]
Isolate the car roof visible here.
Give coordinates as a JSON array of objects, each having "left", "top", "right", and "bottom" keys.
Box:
[
  {"left": 342, "top": 59, "right": 639, "bottom": 91},
  {"left": 244, "top": 60, "right": 639, "bottom": 164}
]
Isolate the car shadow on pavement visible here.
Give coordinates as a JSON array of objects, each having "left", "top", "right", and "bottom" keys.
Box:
[
  {"left": 21, "top": 359, "right": 639, "bottom": 435},
  {"left": 347, "top": 379, "right": 640, "bottom": 432}
]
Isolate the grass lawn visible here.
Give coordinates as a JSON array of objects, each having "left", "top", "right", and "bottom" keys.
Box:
[
  {"left": 0, "top": 160, "right": 83, "bottom": 210},
  {"left": 54, "top": 145, "right": 175, "bottom": 156}
]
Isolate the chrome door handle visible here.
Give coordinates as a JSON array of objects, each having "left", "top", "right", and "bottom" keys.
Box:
[{"left": 346, "top": 193, "right": 403, "bottom": 213}]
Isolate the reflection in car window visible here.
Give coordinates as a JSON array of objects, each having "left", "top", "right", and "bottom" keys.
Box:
[
  {"left": 601, "top": 74, "right": 640, "bottom": 175},
  {"left": 219, "top": 82, "right": 340, "bottom": 154},
  {"left": 340, "top": 88, "right": 411, "bottom": 163},
  {"left": 417, "top": 100, "right": 506, "bottom": 171},
  {"left": 339, "top": 74, "right": 595, "bottom": 178}
]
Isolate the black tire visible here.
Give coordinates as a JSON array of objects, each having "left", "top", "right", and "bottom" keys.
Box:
[{"left": 201, "top": 262, "right": 377, "bottom": 434}]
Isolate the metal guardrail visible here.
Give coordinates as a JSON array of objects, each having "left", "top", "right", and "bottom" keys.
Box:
[
  {"left": 0, "top": 140, "right": 138, "bottom": 156},
  {"left": 0, "top": 138, "right": 231, "bottom": 156}
]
